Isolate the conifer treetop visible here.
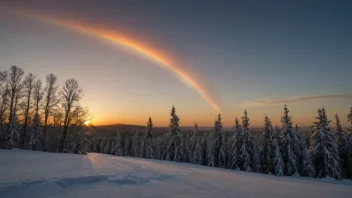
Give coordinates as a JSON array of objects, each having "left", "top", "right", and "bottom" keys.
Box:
[
  {"left": 347, "top": 107, "right": 352, "bottom": 127},
  {"left": 281, "top": 104, "right": 293, "bottom": 130},
  {"left": 242, "top": 110, "right": 250, "bottom": 128}
]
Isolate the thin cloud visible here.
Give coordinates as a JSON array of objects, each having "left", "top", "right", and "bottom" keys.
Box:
[{"left": 239, "top": 94, "right": 352, "bottom": 107}]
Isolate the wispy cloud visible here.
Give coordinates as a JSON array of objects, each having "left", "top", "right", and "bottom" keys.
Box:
[{"left": 239, "top": 94, "right": 352, "bottom": 107}]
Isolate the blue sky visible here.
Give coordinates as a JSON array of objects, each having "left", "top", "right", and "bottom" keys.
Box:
[{"left": 0, "top": 0, "right": 351, "bottom": 126}]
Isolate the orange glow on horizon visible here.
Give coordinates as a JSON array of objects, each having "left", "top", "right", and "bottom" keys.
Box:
[{"left": 11, "top": 9, "right": 220, "bottom": 113}]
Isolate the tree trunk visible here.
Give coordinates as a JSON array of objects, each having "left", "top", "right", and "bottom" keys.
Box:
[
  {"left": 60, "top": 104, "right": 71, "bottom": 152},
  {"left": 42, "top": 103, "right": 50, "bottom": 150},
  {"left": 21, "top": 91, "right": 32, "bottom": 149},
  {"left": 7, "top": 89, "right": 15, "bottom": 133}
]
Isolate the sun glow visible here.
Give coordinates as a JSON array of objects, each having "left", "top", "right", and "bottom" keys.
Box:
[{"left": 84, "top": 120, "right": 90, "bottom": 126}]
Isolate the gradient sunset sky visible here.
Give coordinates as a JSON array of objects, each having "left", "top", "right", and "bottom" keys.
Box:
[{"left": 1, "top": 0, "right": 351, "bottom": 127}]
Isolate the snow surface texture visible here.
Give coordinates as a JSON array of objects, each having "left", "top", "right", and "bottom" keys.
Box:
[{"left": 0, "top": 149, "right": 351, "bottom": 198}]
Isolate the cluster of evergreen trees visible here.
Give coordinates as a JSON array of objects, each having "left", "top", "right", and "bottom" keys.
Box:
[
  {"left": 0, "top": 66, "right": 90, "bottom": 153},
  {"left": 91, "top": 105, "right": 352, "bottom": 180},
  {"left": 2, "top": 66, "right": 352, "bottom": 181}
]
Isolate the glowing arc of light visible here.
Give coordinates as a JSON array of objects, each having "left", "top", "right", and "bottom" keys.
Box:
[{"left": 15, "top": 10, "right": 220, "bottom": 112}]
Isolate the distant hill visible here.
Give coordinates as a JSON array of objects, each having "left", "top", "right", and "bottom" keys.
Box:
[
  {"left": 87, "top": 124, "right": 146, "bottom": 137},
  {"left": 86, "top": 124, "right": 314, "bottom": 138},
  {"left": 87, "top": 124, "right": 204, "bottom": 137}
]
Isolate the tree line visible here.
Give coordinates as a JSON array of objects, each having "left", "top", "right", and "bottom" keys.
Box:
[
  {"left": 1, "top": 65, "right": 352, "bottom": 180},
  {"left": 0, "top": 66, "right": 90, "bottom": 153},
  {"left": 91, "top": 105, "right": 352, "bottom": 180}
]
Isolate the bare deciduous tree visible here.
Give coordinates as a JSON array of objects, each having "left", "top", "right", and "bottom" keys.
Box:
[
  {"left": 33, "top": 79, "right": 44, "bottom": 114},
  {"left": 0, "top": 91, "right": 9, "bottom": 127},
  {"left": 43, "top": 73, "right": 59, "bottom": 147},
  {"left": 21, "top": 73, "right": 36, "bottom": 148},
  {"left": 59, "top": 78, "right": 82, "bottom": 152},
  {"left": 0, "top": 70, "right": 8, "bottom": 126},
  {"left": 6, "top": 66, "right": 24, "bottom": 133}
]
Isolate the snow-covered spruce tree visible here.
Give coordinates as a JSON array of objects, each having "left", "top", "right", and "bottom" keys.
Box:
[
  {"left": 93, "top": 138, "right": 101, "bottom": 153},
  {"left": 140, "top": 137, "right": 146, "bottom": 158},
  {"left": 97, "top": 138, "right": 102, "bottom": 153},
  {"left": 334, "top": 114, "right": 348, "bottom": 178},
  {"left": 99, "top": 139, "right": 104, "bottom": 153},
  {"left": 230, "top": 111, "right": 253, "bottom": 171},
  {"left": 109, "top": 139, "right": 115, "bottom": 154},
  {"left": 144, "top": 117, "right": 154, "bottom": 159},
  {"left": 207, "top": 113, "right": 226, "bottom": 167},
  {"left": 91, "top": 138, "right": 97, "bottom": 152},
  {"left": 154, "top": 135, "right": 166, "bottom": 160},
  {"left": 191, "top": 133, "right": 205, "bottom": 165},
  {"left": 347, "top": 107, "right": 352, "bottom": 178},
  {"left": 252, "top": 139, "right": 262, "bottom": 173},
  {"left": 300, "top": 126, "right": 311, "bottom": 149},
  {"left": 310, "top": 107, "right": 342, "bottom": 179},
  {"left": 273, "top": 134, "right": 284, "bottom": 176},
  {"left": 140, "top": 117, "right": 153, "bottom": 158},
  {"left": 103, "top": 139, "right": 110, "bottom": 154},
  {"left": 114, "top": 131, "right": 124, "bottom": 156},
  {"left": 347, "top": 133, "right": 352, "bottom": 179},
  {"left": 100, "top": 138, "right": 107, "bottom": 153},
  {"left": 153, "top": 136, "right": 160, "bottom": 159},
  {"left": 65, "top": 132, "right": 76, "bottom": 153},
  {"left": 229, "top": 117, "right": 242, "bottom": 169},
  {"left": 202, "top": 134, "right": 210, "bottom": 165},
  {"left": 300, "top": 124, "right": 315, "bottom": 177},
  {"left": 6, "top": 115, "right": 20, "bottom": 149},
  {"left": 295, "top": 124, "right": 300, "bottom": 134},
  {"left": 189, "top": 122, "right": 199, "bottom": 162},
  {"left": 182, "top": 132, "right": 190, "bottom": 163},
  {"left": 165, "top": 106, "right": 183, "bottom": 162},
  {"left": 300, "top": 147, "right": 315, "bottom": 177},
  {"left": 261, "top": 115, "right": 275, "bottom": 174},
  {"left": 274, "top": 125, "right": 280, "bottom": 138},
  {"left": 226, "top": 131, "right": 234, "bottom": 166},
  {"left": 124, "top": 136, "right": 131, "bottom": 156},
  {"left": 132, "top": 130, "right": 141, "bottom": 157},
  {"left": 296, "top": 124, "right": 307, "bottom": 150},
  {"left": 295, "top": 124, "right": 307, "bottom": 174},
  {"left": 28, "top": 113, "right": 41, "bottom": 150},
  {"left": 280, "top": 105, "right": 301, "bottom": 176},
  {"left": 220, "top": 130, "right": 228, "bottom": 168},
  {"left": 239, "top": 110, "right": 253, "bottom": 171},
  {"left": 348, "top": 107, "right": 352, "bottom": 132}
]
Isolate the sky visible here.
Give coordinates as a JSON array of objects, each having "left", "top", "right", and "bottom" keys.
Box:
[{"left": 0, "top": 0, "right": 351, "bottom": 127}]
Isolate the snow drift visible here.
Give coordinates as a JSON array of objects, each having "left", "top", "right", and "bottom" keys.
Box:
[{"left": 0, "top": 149, "right": 351, "bottom": 198}]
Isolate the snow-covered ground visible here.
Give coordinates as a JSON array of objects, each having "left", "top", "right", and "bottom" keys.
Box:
[{"left": 0, "top": 149, "right": 351, "bottom": 198}]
